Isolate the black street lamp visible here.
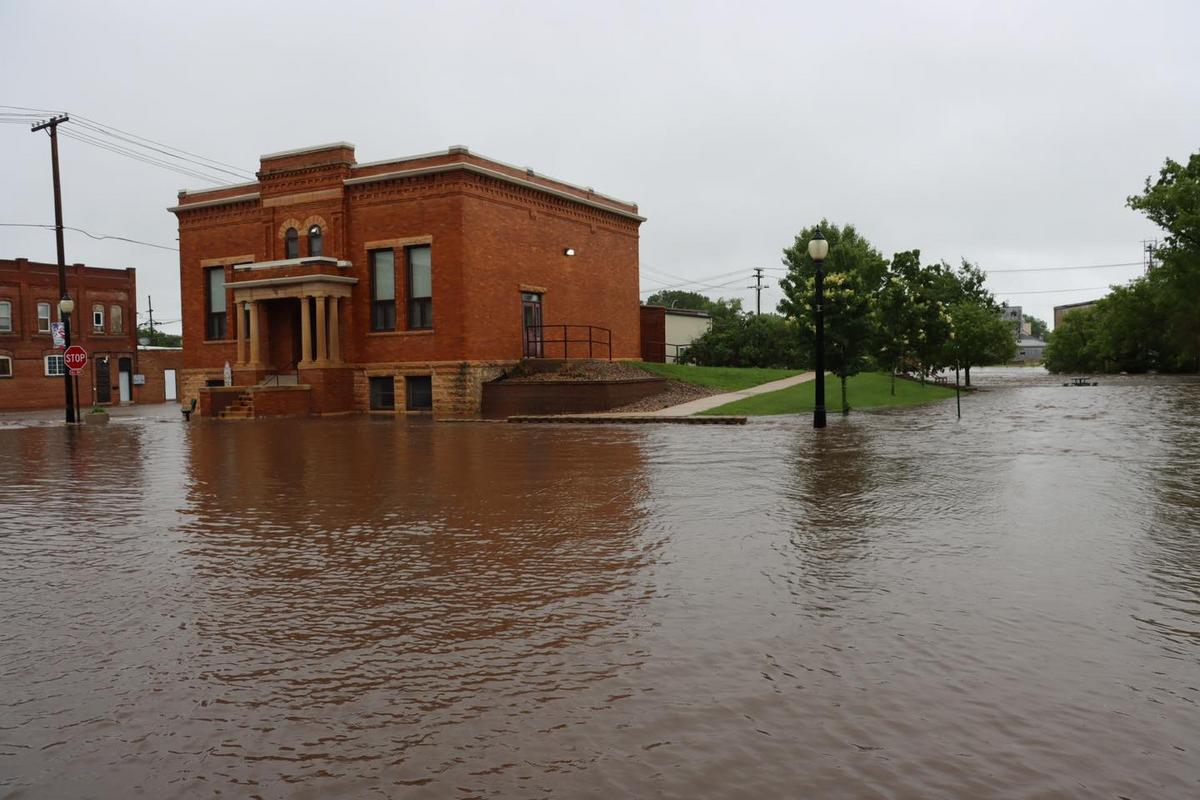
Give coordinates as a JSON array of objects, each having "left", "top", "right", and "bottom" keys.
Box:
[
  {"left": 58, "top": 295, "right": 76, "bottom": 424},
  {"left": 808, "top": 231, "right": 829, "bottom": 429}
]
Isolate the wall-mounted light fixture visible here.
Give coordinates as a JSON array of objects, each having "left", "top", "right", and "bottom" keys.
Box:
[{"left": 563, "top": 248, "right": 576, "bottom": 257}]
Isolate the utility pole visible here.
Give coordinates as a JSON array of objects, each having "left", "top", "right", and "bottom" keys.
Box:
[
  {"left": 146, "top": 294, "right": 155, "bottom": 340},
  {"left": 1142, "top": 239, "right": 1158, "bottom": 274},
  {"left": 748, "top": 267, "right": 766, "bottom": 315},
  {"left": 31, "top": 114, "right": 75, "bottom": 424}
]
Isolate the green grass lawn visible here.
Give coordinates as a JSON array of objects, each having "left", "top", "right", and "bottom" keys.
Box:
[
  {"left": 632, "top": 362, "right": 802, "bottom": 391},
  {"left": 700, "top": 372, "right": 957, "bottom": 416}
]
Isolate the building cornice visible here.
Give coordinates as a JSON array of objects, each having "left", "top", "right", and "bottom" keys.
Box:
[
  {"left": 344, "top": 163, "right": 646, "bottom": 222},
  {"left": 260, "top": 142, "right": 356, "bottom": 160},
  {"left": 169, "top": 192, "right": 260, "bottom": 214}
]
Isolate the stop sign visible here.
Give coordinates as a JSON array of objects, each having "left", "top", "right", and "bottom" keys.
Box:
[{"left": 63, "top": 345, "right": 88, "bottom": 372}]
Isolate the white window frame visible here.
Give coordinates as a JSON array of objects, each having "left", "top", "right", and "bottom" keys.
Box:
[
  {"left": 92, "top": 305, "right": 104, "bottom": 333},
  {"left": 45, "top": 354, "right": 65, "bottom": 376},
  {"left": 0, "top": 355, "right": 12, "bottom": 378},
  {"left": 37, "top": 302, "right": 52, "bottom": 333},
  {"left": 0, "top": 300, "right": 12, "bottom": 332}
]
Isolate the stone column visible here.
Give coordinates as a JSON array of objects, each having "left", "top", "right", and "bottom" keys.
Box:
[
  {"left": 236, "top": 301, "right": 246, "bottom": 365},
  {"left": 315, "top": 294, "right": 329, "bottom": 364},
  {"left": 328, "top": 296, "right": 341, "bottom": 364},
  {"left": 247, "top": 300, "right": 262, "bottom": 367},
  {"left": 299, "top": 295, "right": 313, "bottom": 366}
]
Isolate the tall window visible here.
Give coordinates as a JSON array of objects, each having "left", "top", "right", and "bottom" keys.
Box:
[
  {"left": 109, "top": 305, "right": 123, "bottom": 334},
  {"left": 92, "top": 304, "right": 104, "bottom": 333},
  {"left": 37, "top": 302, "right": 52, "bottom": 333},
  {"left": 45, "top": 354, "right": 65, "bottom": 376},
  {"left": 285, "top": 227, "right": 299, "bottom": 259},
  {"left": 308, "top": 225, "right": 323, "bottom": 257},
  {"left": 205, "top": 266, "right": 227, "bottom": 340},
  {"left": 407, "top": 245, "right": 432, "bottom": 329},
  {"left": 370, "top": 249, "right": 396, "bottom": 331},
  {"left": 0, "top": 300, "right": 11, "bottom": 332}
]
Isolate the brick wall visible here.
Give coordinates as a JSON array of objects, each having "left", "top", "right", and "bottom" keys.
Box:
[
  {"left": 172, "top": 144, "right": 643, "bottom": 418},
  {"left": 134, "top": 348, "right": 184, "bottom": 404},
  {"left": 0, "top": 258, "right": 139, "bottom": 411}
]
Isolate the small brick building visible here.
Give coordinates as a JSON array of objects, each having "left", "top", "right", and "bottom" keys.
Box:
[
  {"left": 170, "top": 143, "right": 644, "bottom": 418},
  {"left": 0, "top": 258, "right": 142, "bottom": 412}
]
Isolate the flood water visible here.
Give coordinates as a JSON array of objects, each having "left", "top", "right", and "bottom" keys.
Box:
[{"left": 2, "top": 369, "right": 1199, "bottom": 798}]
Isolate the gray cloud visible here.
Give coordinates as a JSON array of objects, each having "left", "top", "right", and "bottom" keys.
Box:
[{"left": 3, "top": 0, "right": 1196, "bottom": 332}]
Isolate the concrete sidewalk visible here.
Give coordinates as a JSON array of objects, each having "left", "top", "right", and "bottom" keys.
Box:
[{"left": 582, "top": 371, "right": 817, "bottom": 419}]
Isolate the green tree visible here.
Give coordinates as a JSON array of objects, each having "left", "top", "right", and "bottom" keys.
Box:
[
  {"left": 645, "top": 290, "right": 719, "bottom": 312},
  {"left": 1023, "top": 314, "right": 1049, "bottom": 339},
  {"left": 137, "top": 323, "right": 182, "bottom": 348},
  {"left": 680, "top": 313, "right": 804, "bottom": 369},
  {"left": 947, "top": 302, "right": 1018, "bottom": 385},
  {"left": 1044, "top": 308, "right": 1101, "bottom": 373},
  {"left": 778, "top": 221, "right": 887, "bottom": 412}
]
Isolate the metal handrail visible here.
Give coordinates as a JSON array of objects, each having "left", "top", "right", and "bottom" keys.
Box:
[
  {"left": 640, "top": 341, "right": 691, "bottom": 363},
  {"left": 524, "top": 324, "right": 612, "bottom": 360}
]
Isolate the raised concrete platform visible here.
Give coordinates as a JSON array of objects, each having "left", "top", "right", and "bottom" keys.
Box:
[{"left": 508, "top": 414, "right": 746, "bottom": 425}]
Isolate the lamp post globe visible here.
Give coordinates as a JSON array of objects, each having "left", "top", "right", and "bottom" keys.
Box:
[{"left": 808, "top": 231, "right": 828, "bottom": 429}]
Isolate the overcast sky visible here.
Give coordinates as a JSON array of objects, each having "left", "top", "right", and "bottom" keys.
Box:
[{"left": 3, "top": 0, "right": 1198, "bottom": 334}]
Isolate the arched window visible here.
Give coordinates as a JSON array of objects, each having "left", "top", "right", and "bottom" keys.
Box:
[
  {"left": 285, "top": 227, "right": 299, "bottom": 259},
  {"left": 308, "top": 225, "right": 323, "bottom": 258}
]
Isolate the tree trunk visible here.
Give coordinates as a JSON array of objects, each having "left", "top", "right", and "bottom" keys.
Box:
[
  {"left": 890, "top": 366, "right": 896, "bottom": 396},
  {"left": 964, "top": 365, "right": 971, "bottom": 387},
  {"left": 840, "top": 371, "right": 849, "bottom": 414}
]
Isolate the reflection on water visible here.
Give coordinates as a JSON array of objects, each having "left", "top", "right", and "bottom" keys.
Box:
[{"left": 2, "top": 372, "right": 1199, "bottom": 798}]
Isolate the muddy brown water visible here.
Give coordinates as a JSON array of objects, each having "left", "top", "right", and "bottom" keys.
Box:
[{"left": 2, "top": 369, "right": 1198, "bottom": 798}]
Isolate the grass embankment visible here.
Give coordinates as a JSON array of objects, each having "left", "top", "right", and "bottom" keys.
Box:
[
  {"left": 632, "top": 362, "right": 801, "bottom": 391},
  {"left": 701, "top": 372, "right": 956, "bottom": 416}
]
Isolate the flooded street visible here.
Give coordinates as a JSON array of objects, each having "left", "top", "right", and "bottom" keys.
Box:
[{"left": 2, "top": 370, "right": 1199, "bottom": 798}]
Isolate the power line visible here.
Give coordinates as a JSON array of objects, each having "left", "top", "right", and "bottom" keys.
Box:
[
  {"left": 0, "top": 222, "right": 178, "bottom": 251},
  {"left": 59, "top": 129, "right": 230, "bottom": 184},
  {"left": 9, "top": 105, "right": 253, "bottom": 184},
  {"left": 991, "top": 285, "right": 1114, "bottom": 296},
  {"left": 71, "top": 117, "right": 252, "bottom": 180}
]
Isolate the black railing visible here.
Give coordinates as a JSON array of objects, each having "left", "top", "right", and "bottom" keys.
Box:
[
  {"left": 525, "top": 324, "right": 612, "bottom": 360},
  {"left": 640, "top": 341, "right": 691, "bottom": 364}
]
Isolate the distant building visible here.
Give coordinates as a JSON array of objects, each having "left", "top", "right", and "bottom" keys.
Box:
[
  {"left": 1013, "top": 337, "right": 1047, "bottom": 363},
  {"left": 639, "top": 306, "right": 712, "bottom": 363},
  {"left": 1, "top": 258, "right": 138, "bottom": 411},
  {"left": 170, "top": 143, "right": 644, "bottom": 418},
  {"left": 1053, "top": 300, "right": 1099, "bottom": 330},
  {"left": 999, "top": 304, "right": 1031, "bottom": 338}
]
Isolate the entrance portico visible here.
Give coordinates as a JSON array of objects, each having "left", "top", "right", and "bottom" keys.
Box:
[{"left": 231, "top": 270, "right": 356, "bottom": 377}]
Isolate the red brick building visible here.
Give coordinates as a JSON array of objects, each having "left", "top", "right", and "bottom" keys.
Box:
[
  {"left": 170, "top": 143, "right": 644, "bottom": 418},
  {"left": 0, "top": 258, "right": 141, "bottom": 412}
]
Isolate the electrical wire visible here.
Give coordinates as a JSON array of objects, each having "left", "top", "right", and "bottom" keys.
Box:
[
  {"left": 0, "top": 223, "right": 178, "bottom": 252},
  {"left": 5, "top": 105, "right": 253, "bottom": 184},
  {"left": 59, "top": 129, "right": 230, "bottom": 184},
  {"left": 71, "top": 117, "right": 252, "bottom": 180}
]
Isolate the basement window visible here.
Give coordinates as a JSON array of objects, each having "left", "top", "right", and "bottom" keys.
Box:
[
  {"left": 369, "top": 376, "right": 395, "bottom": 410},
  {"left": 0, "top": 355, "right": 11, "bottom": 377},
  {"left": 405, "top": 375, "right": 432, "bottom": 411}
]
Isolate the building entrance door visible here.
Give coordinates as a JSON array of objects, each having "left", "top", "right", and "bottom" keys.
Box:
[
  {"left": 95, "top": 358, "right": 111, "bottom": 404},
  {"left": 522, "top": 292, "right": 543, "bottom": 358},
  {"left": 118, "top": 357, "right": 132, "bottom": 403},
  {"left": 164, "top": 369, "right": 177, "bottom": 401}
]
